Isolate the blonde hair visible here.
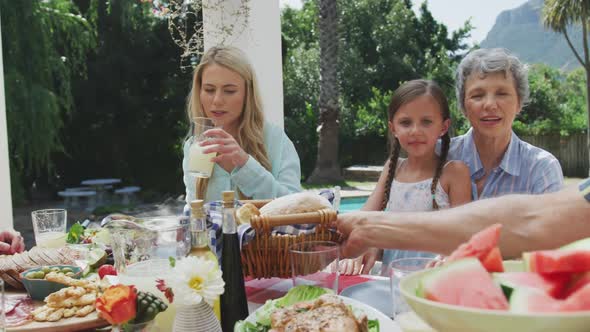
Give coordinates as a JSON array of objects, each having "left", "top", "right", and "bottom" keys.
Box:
[{"left": 186, "top": 46, "right": 271, "bottom": 171}]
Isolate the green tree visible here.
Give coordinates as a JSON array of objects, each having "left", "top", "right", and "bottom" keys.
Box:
[
  {"left": 307, "top": 0, "right": 342, "bottom": 183},
  {"left": 513, "top": 64, "right": 563, "bottom": 135},
  {"left": 561, "top": 68, "right": 589, "bottom": 135},
  {"left": 282, "top": 46, "right": 320, "bottom": 177},
  {"left": 57, "top": 0, "right": 190, "bottom": 195},
  {"left": 281, "top": 0, "right": 472, "bottom": 173},
  {"left": 543, "top": 0, "right": 590, "bottom": 175},
  {"left": 1, "top": 0, "right": 95, "bottom": 203}
]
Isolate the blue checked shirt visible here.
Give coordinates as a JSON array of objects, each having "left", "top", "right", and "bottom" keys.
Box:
[{"left": 447, "top": 128, "right": 564, "bottom": 199}]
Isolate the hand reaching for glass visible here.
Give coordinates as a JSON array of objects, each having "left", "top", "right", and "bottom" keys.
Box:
[
  {"left": 200, "top": 128, "right": 249, "bottom": 173},
  {"left": 338, "top": 247, "right": 382, "bottom": 275}
]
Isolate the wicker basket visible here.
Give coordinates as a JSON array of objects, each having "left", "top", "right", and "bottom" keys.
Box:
[{"left": 240, "top": 199, "right": 342, "bottom": 279}]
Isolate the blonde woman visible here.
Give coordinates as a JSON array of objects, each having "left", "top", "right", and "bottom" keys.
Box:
[{"left": 182, "top": 46, "right": 302, "bottom": 203}]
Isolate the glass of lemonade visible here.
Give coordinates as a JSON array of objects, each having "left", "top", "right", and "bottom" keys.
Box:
[
  {"left": 31, "top": 209, "right": 67, "bottom": 248},
  {"left": 187, "top": 117, "right": 216, "bottom": 177},
  {"left": 109, "top": 216, "right": 191, "bottom": 331}
]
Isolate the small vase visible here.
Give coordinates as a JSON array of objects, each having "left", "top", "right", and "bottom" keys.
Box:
[{"left": 173, "top": 301, "right": 222, "bottom": 332}]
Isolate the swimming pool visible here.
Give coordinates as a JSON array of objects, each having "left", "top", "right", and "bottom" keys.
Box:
[{"left": 339, "top": 196, "right": 368, "bottom": 212}]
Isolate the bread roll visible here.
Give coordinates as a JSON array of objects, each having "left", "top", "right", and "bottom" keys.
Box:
[
  {"left": 259, "top": 192, "right": 332, "bottom": 216},
  {"left": 236, "top": 203, "right": 260, "bottom": 225}
]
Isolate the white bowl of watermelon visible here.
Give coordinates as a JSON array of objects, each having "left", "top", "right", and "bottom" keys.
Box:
[{"left": 399, "top": 224, "right": 590, "bottom": 332}]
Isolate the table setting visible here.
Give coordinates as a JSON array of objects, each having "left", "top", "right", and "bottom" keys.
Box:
[{"left": 4, "top": 194, "right": 590, "bottom": 332}]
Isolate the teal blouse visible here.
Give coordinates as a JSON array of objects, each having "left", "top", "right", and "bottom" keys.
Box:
[{"left": 182, "top": 122, "right": 302, "bottom": 203}]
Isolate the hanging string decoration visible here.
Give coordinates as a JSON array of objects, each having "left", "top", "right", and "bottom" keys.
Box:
[{"left": 141, "top": 0, "right": 250, "bottom": 72}]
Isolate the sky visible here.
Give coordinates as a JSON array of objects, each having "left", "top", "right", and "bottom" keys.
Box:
[{"left": 279, "top": 0, "right": 530, "bottom": 44}]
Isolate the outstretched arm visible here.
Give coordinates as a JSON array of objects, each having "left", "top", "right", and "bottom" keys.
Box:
[{"left": 337, "top": 180, "right": 590, "bottom": 259}]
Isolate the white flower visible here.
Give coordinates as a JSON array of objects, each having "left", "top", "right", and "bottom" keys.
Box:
[{"left": 168, "top": 256, "right": 225, "bottom": 306}]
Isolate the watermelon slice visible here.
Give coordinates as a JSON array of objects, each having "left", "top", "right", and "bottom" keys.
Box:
[
  {"left": 511, "top": 283, "right": 590, "bottom": 313},
  {"left": 447, "top": 224, "right": 504, "bottom": 272},
  {"left": 509, "top": 287, "right": 562, "bottom": 313},
  {"left": 561, "top": 272, "right": 590, "bottom": 298},
  {"left": 523, "top": 250, "right": 590, "bottom": 274},
  {"left": 481, "top": 247, "right": 504, "bottom": 273},
  {"left": 561, "top": 283, "right": 590, "bottom": 311},
  {"left": 493, "top": 272, "right": 569, "bottom": 299},
  {"left": 418, "top": 258, "right": 509, "bottom": 310}
]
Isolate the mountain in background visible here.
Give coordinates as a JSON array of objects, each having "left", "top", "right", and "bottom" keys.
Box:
[{"left": 481, "top": 0, "right": 584, "bottom": 71}]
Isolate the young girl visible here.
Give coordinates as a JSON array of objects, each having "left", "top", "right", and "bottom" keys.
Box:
[{"left": 340, "top": 79, "right": 472, "bottom": 275}]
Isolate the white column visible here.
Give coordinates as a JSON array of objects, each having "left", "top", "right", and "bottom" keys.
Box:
[
  {"left": 0, "top": 14, "right": 14, "bottom": 230},
  {"left": 203, "top": 0, "right": 284, "bottom": 128}
]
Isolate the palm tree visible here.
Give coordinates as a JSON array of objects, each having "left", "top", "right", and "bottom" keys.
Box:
[
  {"left": 307, "top": 0, "right": 343, "bottom": 183},
  {"left": 543, "top": 0, "right": 590, "bottom": 175}
]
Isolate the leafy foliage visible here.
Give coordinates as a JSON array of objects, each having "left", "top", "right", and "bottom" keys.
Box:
[
  {"left": 6, "top": 0, "right": 588, "bottom": 202},
  {"left": 4, "top": 0, "right": 191, "bottom": 204},
  {"left": 513, "top": 64, "right": 587, "bottom": 136},
  {"left": 282, "top": 0, "right": 472, "bottom": 173},
  {"left": 1, "top": 0, "right": 95, "bottom": 203},
  {"left": 57, "top": 1, "right": 190, "bottom": 196}
]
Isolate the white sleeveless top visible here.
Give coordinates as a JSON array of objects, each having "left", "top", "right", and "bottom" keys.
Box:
[
  {"left": 381, "top": 162, "right": 452, "bottom": 271},
  {"left": 384, "top": 178, "right": 450, "bottom": 212}
]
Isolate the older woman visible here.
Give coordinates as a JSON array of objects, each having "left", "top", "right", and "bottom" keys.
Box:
[
  {"left": 340, "top": 48, "right": 564, "bottom": 275},
  {"left": 450, "top": 48, "right": 563, "bottom": 198}
]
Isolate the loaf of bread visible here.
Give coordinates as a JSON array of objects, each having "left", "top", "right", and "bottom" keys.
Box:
[
  {"left": 235, "top": 203, "right": 260, "bottom": 225},
  {"left": 259, "top": 192, "right": 332, "bottom": 216}
]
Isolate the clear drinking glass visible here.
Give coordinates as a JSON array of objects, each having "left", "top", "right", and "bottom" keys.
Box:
[
  {"left": 290, "top": 241, "right": 340, "bottom": 293},
  {"left": 187, "top": 117, "right": 217, "bottom": 177},
  {"left": 389, "top": 257, "right": 439, "bottom": 319},
  {"left": 31, "top": 209, "right": 67, "bottom": 248}
]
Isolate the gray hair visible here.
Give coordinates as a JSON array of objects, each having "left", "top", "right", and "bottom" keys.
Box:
[{"left": 455, "top": 48, "right": 529, "bottom": 113}]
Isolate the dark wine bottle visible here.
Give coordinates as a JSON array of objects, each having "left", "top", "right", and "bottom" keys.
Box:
[{"left": 219, "top": 191, "right": 249, "bottom": 332}]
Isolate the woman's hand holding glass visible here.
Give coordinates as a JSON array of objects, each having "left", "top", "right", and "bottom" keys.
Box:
[{"left": 200, "top": 128, "right": 249, "bottom": 173}]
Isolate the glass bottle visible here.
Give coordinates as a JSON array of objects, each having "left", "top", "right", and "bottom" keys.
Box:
[
  {"left": 188, "top": 199, "right": 221, "bottom": 320},
  {"left": 219, "top": 191, "right": 248, "bottom": 332}
]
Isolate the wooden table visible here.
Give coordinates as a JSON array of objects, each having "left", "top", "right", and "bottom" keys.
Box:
[{"left": 6, "top": 290, "right": 109, "bottom": 332}]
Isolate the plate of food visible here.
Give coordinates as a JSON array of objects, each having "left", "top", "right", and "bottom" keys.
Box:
[{"left": 235, "top": 285, "right": 400, "bottom": 332}]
